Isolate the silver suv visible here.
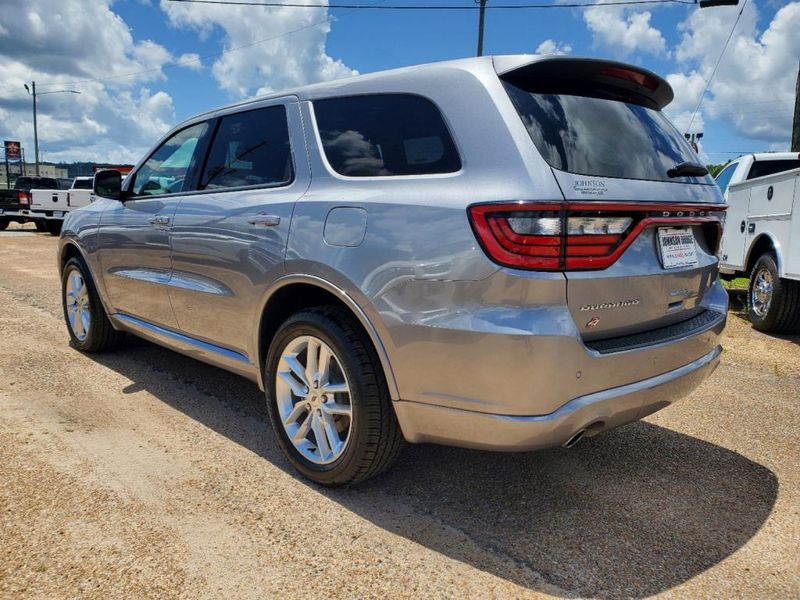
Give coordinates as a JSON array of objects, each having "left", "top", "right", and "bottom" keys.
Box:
[{"left": 60, "top": 56, "right": 728, "bottom": 485}]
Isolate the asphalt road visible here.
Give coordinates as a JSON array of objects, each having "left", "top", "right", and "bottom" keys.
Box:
[{"left": 1, "top": 225, "right": 798, "bottom": 599}]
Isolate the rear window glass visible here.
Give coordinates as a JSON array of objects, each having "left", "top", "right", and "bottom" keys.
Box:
[
  {"left": 200, "top": 105, "right": 293, "bottom": 190},
  {"left": 16, "top": 177, "right": 58, "bottom": 190},
  {"left": 503, "top": 81, "right": 705, "bottom": 183},
  {"left": 313, "top": 94, "right": 461, "bottom": 177},
  {"left": 747, "top": 159, "right": 800, "bottom": 180},
  {"left": 73, "top": 178, "right": 93, "bottom": 189},
  {"left": 714, "top": 162, "right": 737, "bottom": 192}
]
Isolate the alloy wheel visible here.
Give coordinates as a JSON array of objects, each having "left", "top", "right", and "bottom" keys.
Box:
[
  {"left": 275, "top": 335, "right": 353, "bottom": 465},
  {"left": 65, "top": 269, "right": 91, "bottom": 341}
]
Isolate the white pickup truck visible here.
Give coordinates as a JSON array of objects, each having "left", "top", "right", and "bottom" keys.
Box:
[
  {"left": 716, "top": 152, "right": 800, "bottom": 332},
  {"left": 29, "top": 177, "right": 95, "bottom": 235}
]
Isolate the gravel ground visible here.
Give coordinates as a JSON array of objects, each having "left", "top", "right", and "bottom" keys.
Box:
[{"left": 1, "top": 224, "right": 798, "bottom": 599}]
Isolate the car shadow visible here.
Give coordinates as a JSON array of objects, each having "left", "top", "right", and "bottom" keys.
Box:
[{"left": 91, "top": 337, "right": 778, "bottom": 599}]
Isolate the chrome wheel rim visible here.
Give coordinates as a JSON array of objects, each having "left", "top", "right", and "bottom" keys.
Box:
[
  {"left": 751, "top": 268, "right": 773, "bottom": 318},
  {"left": 65, "top": 269, "right": 91, "bottom": 341},
  {"left": 275, "top": 335, "right": 353, "bottom": 465}
]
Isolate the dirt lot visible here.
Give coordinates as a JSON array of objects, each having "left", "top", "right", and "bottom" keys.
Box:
[{"left": 1, "top": 224, "right": 798, "bottom": 599}]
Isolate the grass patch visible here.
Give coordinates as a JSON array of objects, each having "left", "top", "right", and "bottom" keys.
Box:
[{"left": 722, "top": 277, "right": 749, "bottom": 290}]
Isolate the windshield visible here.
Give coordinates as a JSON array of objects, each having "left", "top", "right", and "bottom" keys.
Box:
[{"left": 503, "top": 81, "right": 709, "bottom": 184}]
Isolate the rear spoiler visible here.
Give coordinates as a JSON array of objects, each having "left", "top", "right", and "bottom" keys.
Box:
[{"left": 493, "top": 56, "right": 673, "bottom": 111}]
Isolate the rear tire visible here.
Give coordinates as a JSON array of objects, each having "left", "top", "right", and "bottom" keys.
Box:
[
  {"left": 748, "top": 253, "right": 800, "bottom": 334},
  {"left": 61, "top": 257, "right": 125, "bottom": 352},
  {"left": 45, "top": 220, "right": 62, "bottom": 236},
  {"left": 35, "top": 220, "right": 47, "bottom": 232},
  {"left": 265, "top": 306, "right": 403, "bottom": 486},
  {"left": 0, "top": 219, "right": 8, "bottom": 231}
]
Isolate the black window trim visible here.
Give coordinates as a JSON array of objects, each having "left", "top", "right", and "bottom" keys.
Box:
[{"left": 310, "top": 92, "right": 464, "bottom": 181}]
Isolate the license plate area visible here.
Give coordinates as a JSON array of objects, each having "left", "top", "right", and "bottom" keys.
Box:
[
  {"left": 657, "top": 227, "right": 697, "bottom": 269},
  {"left": 53, "top": 211, "right": 64, "bottom": 217}
]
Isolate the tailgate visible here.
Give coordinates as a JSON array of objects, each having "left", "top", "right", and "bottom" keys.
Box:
[
  {"left": 30, "top": 189, "right": 67, "bottom": 210},
  {"left": 497, "top": 57, "right": 727, "bottom": 339}
]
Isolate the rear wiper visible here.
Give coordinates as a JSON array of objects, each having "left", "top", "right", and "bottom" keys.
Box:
[{"left": 667, "top": 161, "right": 709, "bottom": 178}]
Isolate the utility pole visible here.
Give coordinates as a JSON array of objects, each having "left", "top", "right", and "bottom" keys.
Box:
[
  {"left": 31, "top": 81, "right": 39, "bottom": 176},
  {"left": 792, "top": 61, "right": 800, "bottom": 152},
  {"left": 476, "top": 0, "right": 487, "bottom": 57},
  {"left": 24, "top": 82, "right": 80, "bottom": 177}
]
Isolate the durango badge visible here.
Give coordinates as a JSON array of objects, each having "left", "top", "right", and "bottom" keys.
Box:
[{"left": 580, "top": 299, "right": 641, "bottom": 312}]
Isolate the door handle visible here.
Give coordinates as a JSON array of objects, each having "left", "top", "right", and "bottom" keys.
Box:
[
  {"left": 148, "top": 215, "right": 171, "bottom": 226},
  {"left": 740, "top": 220, "right": 746, "bottom": 233},
  {"left": 748, "top": 222, "right": 756, "bottom": 234},
  {"left": 248, "top": 214, "right": 281, "bottom": 227}
]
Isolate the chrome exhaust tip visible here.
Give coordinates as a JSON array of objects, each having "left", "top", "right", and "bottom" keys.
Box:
[{"left": 564, "top": 429, "right": 586, "bottom": 448}]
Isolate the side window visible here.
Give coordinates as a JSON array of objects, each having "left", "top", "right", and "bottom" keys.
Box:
[
  {"left": 747, "top": 159, "right": 800, "bottom": 180},
  {"left": 714, "top": 162, "right": 737, "bottom": 193},
  {"left": 132, "top": 122, "right": 208, "bottom": 196},
  {"left": 199, "top": 106, "right": 293, "bottom": 190},
  {"left": 313, "top": 94, "right": 461, "bottom": 177}
]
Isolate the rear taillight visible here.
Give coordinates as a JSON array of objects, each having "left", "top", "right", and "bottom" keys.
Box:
[
  {"left": 66, "top": 192, "right": 71, "bottom": 207},
  {"left": 17, "top": 191, "right": 29, "bottom": 206},
  {"left": 469, "top": 202, "right": 726, "bottom": 271}
]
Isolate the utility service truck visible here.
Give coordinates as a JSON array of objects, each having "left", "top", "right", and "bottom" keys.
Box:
[{"left": 717, "top": 153, "right": 800, "bottom": 332}]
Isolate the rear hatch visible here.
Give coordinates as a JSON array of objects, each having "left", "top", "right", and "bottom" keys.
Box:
[{"left": 495, "top": 57, "right": 726, "bottom": 341}]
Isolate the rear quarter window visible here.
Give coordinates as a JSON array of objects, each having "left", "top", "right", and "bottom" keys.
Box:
[
  {"left": 313, "top": 94, "right": 461, "bottom": 177},
  {"left": 747, "top": 159, "right": 800, "bottom": 180}
]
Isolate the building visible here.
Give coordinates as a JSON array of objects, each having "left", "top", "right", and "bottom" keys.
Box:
[{"left": 0, "top": 163, "right": 69, "bottom": 189}]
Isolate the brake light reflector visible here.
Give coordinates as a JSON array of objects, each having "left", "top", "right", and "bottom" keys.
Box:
[
  {"left": 468, "top": 202, "right": 725, "bottom": 271},
  {"left": 17, "top": 191, "right": 29, "bottom": 206},
  {"left": 67, "top": 192, "right": 71, "bottom": 207}
]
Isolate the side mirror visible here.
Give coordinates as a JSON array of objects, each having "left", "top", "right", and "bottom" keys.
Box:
[{"left": 93, "top": 169, "right": 125, "bottom": 200}]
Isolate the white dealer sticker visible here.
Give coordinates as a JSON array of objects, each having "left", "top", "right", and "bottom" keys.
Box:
[{"left": 657, "top": 227, "right": 698, "bottom": 269}]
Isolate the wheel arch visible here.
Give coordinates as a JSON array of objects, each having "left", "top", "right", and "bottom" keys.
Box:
[
  {"left": 59, "top": 240, "right": 115, "bottom": 319},
  {"left": 745, "top": 233, "right": 782, "bottom": 277},
  {"left": 254, "top": 274, "right": 399, "bottom": 400}
]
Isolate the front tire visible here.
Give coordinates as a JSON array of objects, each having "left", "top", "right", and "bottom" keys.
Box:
[
  {"left": 61, "top": 257, "right": 124, "bottom": 352},
  {"left": 748, "top": 253, "right": 800, "bottom": 333},
  {"left": 265, "top": 306, "right": 403, "bottom": 486}
]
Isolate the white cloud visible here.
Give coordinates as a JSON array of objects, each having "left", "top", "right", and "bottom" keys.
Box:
[
  {"left": 0, "top": 0, "right": 182, "bottom": 164},
  {"left": 582, "top": 3, "right": 668, "bottom": 57},
  {"left": 177, "top": 53, "right": 204, "bottom": 71},
  {"left": 159, "top": 0, "right": 356, "bottom": 98},
  {"left": 666, "top": 1, "right": 800, "bottom": 144},
  {"left": 535, "top": 39, "right": 572, "bottom": 55}
]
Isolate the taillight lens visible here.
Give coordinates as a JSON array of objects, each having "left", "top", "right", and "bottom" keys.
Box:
[
  {"left": 66, "top": 192, "right": 71, "bottom": 207},
  {"left": 17, "top": 191, "right": 29, "bottom": 205},
  {"left": 469, "top": 202, "right": 725, "bottom": 271}
]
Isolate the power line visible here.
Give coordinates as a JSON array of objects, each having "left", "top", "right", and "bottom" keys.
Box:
[
  {"left": 686, "top": 0, "right": 747, "bottom": 132},
  {"left": 168, "top": 0, "right": 694, "bottom": 8}
]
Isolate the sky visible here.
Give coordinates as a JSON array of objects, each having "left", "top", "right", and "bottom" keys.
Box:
[{"left": 0, "top": 0, "right": 797, "bottom": 166}]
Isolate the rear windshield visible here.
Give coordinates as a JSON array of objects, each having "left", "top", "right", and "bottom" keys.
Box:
[
  {"left": 503, "top": 81, "right": 706, "bottom": 183},
  {"left": 15, "top": 177, "right": 58, "bottom": 190},
  {"left": 747, "top": 159, "right": 800, "bottom": 180},
  {"left": 314, "top": 94, "right": 461, "bottom": 177},
  {"left": 73, "top": 178, "right": 94, "bottom": 189}
]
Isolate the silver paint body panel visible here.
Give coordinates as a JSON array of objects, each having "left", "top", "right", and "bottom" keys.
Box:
[{"left": 59, "top": 55, "right": 727, "bottom": 451}]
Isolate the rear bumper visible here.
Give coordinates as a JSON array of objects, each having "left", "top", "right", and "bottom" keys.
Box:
[{"left": 394, "top": 345, "right": 721, "bottom": 451}]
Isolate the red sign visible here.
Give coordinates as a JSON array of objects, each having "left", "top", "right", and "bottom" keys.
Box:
[
  {"left": 4, "top": 140, "right": 21, "bottom": 161},
  {"left": 93, "top": 164, "right": 133, "bottom": 175}
]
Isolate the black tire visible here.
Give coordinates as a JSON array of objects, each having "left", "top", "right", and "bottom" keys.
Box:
[
  {"left": 45, "top": 220, "right": 62, "bottom": 236},
  {"left": 61, "top": 257, "right": 125, "bottom": 352},
  {"left": 748, "top": 253, "right": 800, "bottom": 334},
  {"left": 35, "top": 220, "right": 47, "bottom": 232},
  {"left": 265, "top": 306, "right": 403, "bottom": 486},
  {"left": 0, "top": 219, "right": 8, "bottom": 231}
]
